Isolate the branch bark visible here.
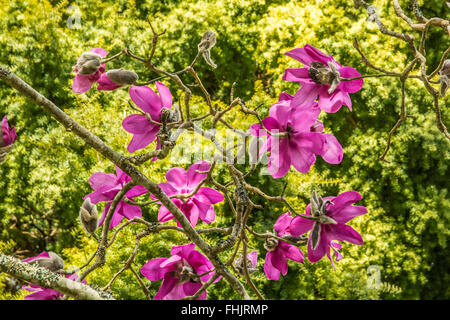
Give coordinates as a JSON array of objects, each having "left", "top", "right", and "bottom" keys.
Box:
[{"left": 0, "top": 253, "right": 111, "bottom": 300}]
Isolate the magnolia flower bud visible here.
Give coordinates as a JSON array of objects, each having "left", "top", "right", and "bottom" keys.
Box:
[
  {"left": 79, "top": 198, "right": 98, "bottom": 235},
  {"left": 105, "top": 68, "right": 139, "bottom": 85},
  {"left": 264, "top": 237, "right": 279, "bottom": 252},
  {"left": 28, "top": 252, "right": 65, "bottom": 272},
  {"left": 198, "top": 30, "right": 217, "bottom": 69},
  {"left": 74, "top": 51, "right": 102, "bottom": 75},
  {"left": 438, "top": 59, "right": 450, "bottom": 97},
  {"left": 308, "top": 61, "right": 341, "bottom": 94},
  {"left": 233, "top": 253, "right": 257, "bottom": 276},
  {"left": 160, "top": 107, "right": 171, "bottom": 124},
  {"left": 167, "top": 106, "right": 181, "bottom": 123}
]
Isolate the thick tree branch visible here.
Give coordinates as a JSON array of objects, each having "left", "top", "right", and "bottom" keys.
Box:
[{"left": 0, "top": 253, "right": 112, "bottom": 300}]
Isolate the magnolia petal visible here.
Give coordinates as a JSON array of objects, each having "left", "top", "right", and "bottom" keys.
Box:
[
  {"left": 332, "top": 205, "right": 367, "bottom": 225},
  {"left": 264, "top": 251, "right": 281, "bottom": 280},
  {"left": 292, "top": 132, "right": 325, "bottom": 154},
  {"left": 90, "top": 48, "right": 108, "bottom": 58},
  {"left": 267, "top": 138, "right": 291, "bottom": 178},
  {"left": 289, "top": 215, "right": 315, "bottom": 237},
  {"left": 158, "top": 182, "right": 179, "bottom": 197},
  {"left": 248, "top": 251, "right": 258, "bottom": 268},
  {"left": 126, "top": 127, "right": 159, "bottom": 153},
  {"left": 109, "top": 202, "right": 125, "bottom": 229},
  {"left": 165, "top": 167, "right": 188, "bottom": 190},
  {"left": 183, "top": 282, "right": 203, "bottom": 299},
  {"left": 170, "top": 243, "right": 196, "bottom": 259},
  {"left": 72, "top": 73, "right": 95, "bottom": 93},
  {"left": 192, "top": 198, "right": 215, "bottom": 224},
  {"left": 285, "top": 45, "right": 332, "bottom": 66},
  {"left": 330, "top": 190, "right": 362, "bottom": 209},
  {"left": 321, "top": 133, "right": 343, "bottom": 164},
  {"left": 291, "top": 84, "right": 321, "bottom": 109},
  {"left": 155, "top": 81, "right": 173, "bottom": 109},
  {"left": 187, "top": 200, "right": 200, "bottom": 227},
  {"left": 338, "top": 66, "right": 363, "bottom": 93},
  {"left": 307, "top": 226, "right": 328, "bottom": 263},
  {"left": 269, "top": 102, "right": 292, "bottom": 128},
  {"left": 126, "top": 185, "right": 149, "bottom": 198},
  {"left": 158, "top": 205, "right": 174, "bottom": 222},
  {"left": 24, "top": 288, "right": 61, "bottom": 300},
  {"left": 280, "top": 242, "right": 304, "bottom": 263},
  {"left": 330, "top": 224, "right": 364, "bottom": 245},
  {"left": 262, "top": 116, "right": 282, "bottom": 132},
  {"left": 274, "top": 212, "right": 293, "bottom": 236},
  {"left": 115, "top": 166, "right": 131, "bottom": 185},
  {"left": 122, "top": 114, "right": 156, "bottom": 134},
  {"left": 129, "top": 85, "right": 162, "bottom": 117},
  {"left": 88, "top": 172, "right": 118, "bottom": 191},
  {"left": 159, "top": 255, "right": 182, "bottom": 268},
  {"left": 187, "top": 161, "right": 210, "bottom": 189},
  {"left": 84, "top": 184, "right": 122, "bottom": 204},
  {"left": 318, "top": 87, "right": 352, "bottom": 113},
  {"left": 140, "top": 257, "right": 169, "bottom": 281},
  {"left": 120, "top": 202, "right": 142, "bottom": 220},
  {"left": 196, "top": 187, "right": 224, "bottom": 204},
  {"left": 282, "top": 68, "right": 314, "bottom": 84},
  {"left": 270, "top": 247, "right": 288, "bottom": 276},
  {"left": 288, "top": 140, "right": 317, "bottom": 174},
  {"left": 188, "top": 251, "right": 214, "bottom": 283},
  {"left": 154, "top": 273, "right": 178, "bottom": 300},
  {"left": 23, "top": 252, "right": 50, "bottom": 262}
]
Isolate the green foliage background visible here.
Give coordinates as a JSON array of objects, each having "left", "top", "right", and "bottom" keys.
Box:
[{"left": 0, "top": 0, "right": 448, "bottom": 299}]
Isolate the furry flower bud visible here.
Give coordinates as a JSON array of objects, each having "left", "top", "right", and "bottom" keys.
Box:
[
  {"left": 28, "top": 252, "right": 65, "bottom": 272},
  {"left": 79, "top": 197, "right": 98, "bottom": 235},
  {"left": 198, "top": 30, "right": 217, "bottom": 69},
  {"left": 105, "top": 68, "right": 139, "bottom": 85},
  {"left": 74, "top": 51, "right": 102, "bottom": 75},
  {"left": 233, "top": 251, "right": 258, "bottom": 276}
]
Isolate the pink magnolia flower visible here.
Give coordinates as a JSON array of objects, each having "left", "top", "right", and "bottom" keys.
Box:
[
  {"left": 72, "top": 48, "right": 108, "bottom": 93},
  {"left": 249, "top": 92, "right": 343, "bottom": 178},
  {"left": 122, "top": 82, "right": 173, "bottom": 153},
  {"left": 263, "top": 212, "right": 304, "bottom": 280},
  {"left": 140, "top": 243, "right": 219, "bottom": 300},
  {"left": 283, "top": 44, "right": 363, "bottom": 113},
  {"left": 152, "top": 161, "right": 224, "bottom": 227},
  {"left": 1, "top": 116, "right": 17, "bottom": 147},
  {"left": 290, "top": 190, "right": 367, "bottom": 266},
  {"left": 22, "top": 252, "right": 86, "bottom": 300},
  {"left": 84, "top": 166, "right": 148, "bottom": 229}
]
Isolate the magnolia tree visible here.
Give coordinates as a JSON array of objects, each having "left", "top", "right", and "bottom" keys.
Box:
[{"left": 0, "top": 0, "right": 449, "bottom": 300}]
